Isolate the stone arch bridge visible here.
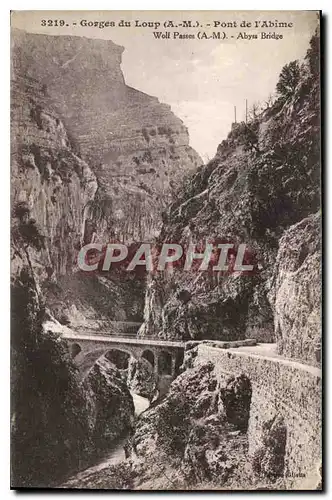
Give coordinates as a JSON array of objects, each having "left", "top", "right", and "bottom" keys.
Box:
[{"left": 61, "top": 331, "right": 185, "bottom": 391}]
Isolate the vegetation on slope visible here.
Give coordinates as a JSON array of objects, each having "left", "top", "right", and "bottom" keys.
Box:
[{"left": 140, "top": 30, "right": 320, "bottom": 352}]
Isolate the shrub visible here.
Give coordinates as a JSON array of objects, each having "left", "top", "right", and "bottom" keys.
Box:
[{"left": 12, "top": 203, "right": 45, "bottom": 252}]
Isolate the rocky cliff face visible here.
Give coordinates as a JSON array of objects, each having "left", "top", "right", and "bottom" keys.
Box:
[
  {"left": 11, "top": 29, "right": 202, "bottom": 328},
  {"left": 139, "top": 33, "right": 321, "bottom": 365},
  {"left": 11, "top": 29, "right": 201, "bottom": 325},
  {"left": 269, "top": 213, "right": 321, "bottom": 366},
  {"left": 127, "top": 357, "right": 157, "bottom": 401},
  {"left": 66, "top": 341, "right": 321, "bottom": 490},
  {"left": 11, "top": 268, "right": 137, "bottom": 487},
  {"left": 11, "top": 74, "right": 97, "bottom": 280},
  {"left": 83, "top": 356, "right": 135, "bottom": 448},
  {"left": 128, "top": 359, "right": 252, "bottom": 489},
  {"left": 60, "top": 358, "right": 251, "bottom": 490},
  {"left": 12, "top": 30, "right": 202, "bottom": 243},
  {"left": 11, "top": 270, "right": 93, "bottom": 487}
]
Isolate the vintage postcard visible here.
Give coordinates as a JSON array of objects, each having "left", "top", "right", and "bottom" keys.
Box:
[{"left": 10, "top": 10, "right": 321, "bottom": 490}]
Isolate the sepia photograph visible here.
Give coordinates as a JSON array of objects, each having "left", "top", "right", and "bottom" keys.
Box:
[{"left": 10, "top": 10, "right": 322, "bottom": 490}]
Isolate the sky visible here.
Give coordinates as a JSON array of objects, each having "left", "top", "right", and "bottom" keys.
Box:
[{"left": 11, "top": 11, "right": 319, "bottom": 158}]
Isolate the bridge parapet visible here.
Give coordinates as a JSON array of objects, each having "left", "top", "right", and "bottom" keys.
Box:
[{"left": 70, "top": 321, "right": 142, "bottom": 337}]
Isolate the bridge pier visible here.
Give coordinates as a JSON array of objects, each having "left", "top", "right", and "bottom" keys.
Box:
[{"left": 171, "top": 356, "right": 176, "bottom": 377}]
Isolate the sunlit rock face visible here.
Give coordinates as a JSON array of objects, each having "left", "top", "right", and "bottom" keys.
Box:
[
  {"left": 11, "top": 74, "right": 97, "bottom": 280},
  {"left": 12, "top": 30, "right": 202, "bottom": 242},
  {"left": 127, "top": 357, "right": 157, "bottom": 400},
  {"left": 269, "top": 213, "right": 321, "bottom": 366},
  {"left": 83, "top": 356, "right": 135, "bottom": 447},
  {"left": 139, "top": 36, "right": 320, "bottom": 347}
]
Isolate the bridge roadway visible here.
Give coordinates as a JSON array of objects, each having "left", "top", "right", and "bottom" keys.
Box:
[{"left": 62, "top": 332, "right": 185, "bottom": 349}]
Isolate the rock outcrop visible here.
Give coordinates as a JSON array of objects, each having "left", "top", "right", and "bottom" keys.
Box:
[
  {"left": 83, "top": 356, "right": 135, "bottom": 448},
  {"left": 63, "top": 358, "right": 251, "bottom": 490},
  {"left": 11, "top": 74, "right": 97, "bottom": 280},
  {"left": 127, "top": 357, "right": 157, "bottom": 401},
  {"left": 269, "top": 213, "right": 321, "bottom": 365},
  {"left": 120, "top": 357, "right": 253, "bottom": 489},
  {"left": 11, "top": 270, "right": 93, "bottom": 487},
  {"left": 12, "top": 30, "right": 202, "bottom": 243},
  {"left": 72, "top": 340, "right": 320, "bottom": 490},
  {"left": 139, "top": 32, "right": 321, "bottom": 355}
]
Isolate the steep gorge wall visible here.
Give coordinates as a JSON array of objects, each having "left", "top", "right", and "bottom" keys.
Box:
[
  {"left": 139, "top": 33, "right": 321, "bottom": 364},
  {"left": 12, "top": 30, "right": 202, "bottom": 243},
  {"left": 269, "top": 213, "right": 321, "bottom": 366},
  {"left": 11, "top": 74, "right": 97, "bottom": 279},
  {"left": 10, "top": 77, "right": 138, "bottom": 484},
  {"left": 11, "top": 29, "right": 202, "bottom": 325}
]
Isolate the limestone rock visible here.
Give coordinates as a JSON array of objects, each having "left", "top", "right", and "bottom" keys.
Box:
[
  {"left": 12, "top": 30, "right": 202, "bottom": 242},
  {"left": 83, "top": 356, "right": 135, "bottom": 448},
  {"left": 127, "top": 357, "right": 157, "bottom": 401},
  {"left": 11, "top": 75, "right": 97, "bottom": 280},
  {"left": 269, "top": 213, "right": 321, "bottom": 365},
  {"left": 126, "top": 360, "right": 250, "bottom": 487},
  {"left": 10, "top": 69, "right": 146, "bottom": 325},
  {"left": 252, "top": 414, "right": 287, "bottom": 481},
  {"left": 139, "top": 38, "right": 320, "bottom": 345},
  {"left": 219, "top": 373, "right": 252, "bottom": 431}
]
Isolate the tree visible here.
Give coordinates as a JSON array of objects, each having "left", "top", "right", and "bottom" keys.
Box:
[
  {"left": 264, "top": 93, "right": 276, "bottom": 109},
  {"left": 305, "top": 29, "right": 320, "bottom": 78},
  {"left": 276, "top": 60, "right": 301, "bottom": 99},
  {"left": 248, "top": 101, "right": 261, "bottom": 122},
  {"left": 12, "top": 202, "right": 45, "bottom": 252},
  {"left": 11, "top": 202, "right": 45, "bottom": 286}
]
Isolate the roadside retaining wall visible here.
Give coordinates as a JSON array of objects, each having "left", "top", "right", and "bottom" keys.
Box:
[{"left": 196, "top": 344, "right": 321, "bottom": 485}]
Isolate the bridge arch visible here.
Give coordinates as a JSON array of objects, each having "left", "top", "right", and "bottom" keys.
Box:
[
  {"left": 105, "top": 348, "right": 131, "bottom": 370},
  {"left": 70, "top": 342, "right": 82, "bottom": 359},
  {"left": 63, "top": 335, "right": 185, "bottom": 387},
  {"left": 141, "top": 349, "right": 155, "bottom": 368},
  {"left": 71, "top": 344, "right": 140, "bottom": 377}
]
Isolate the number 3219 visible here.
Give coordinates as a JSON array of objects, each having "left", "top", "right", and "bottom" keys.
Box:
[{"left": 41, "top": 20, "right": 66, "bottom": 27}]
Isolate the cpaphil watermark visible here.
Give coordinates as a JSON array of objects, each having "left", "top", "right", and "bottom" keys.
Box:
[{"left": 77, "top": 239, "right": 260, "bottom": 276}]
